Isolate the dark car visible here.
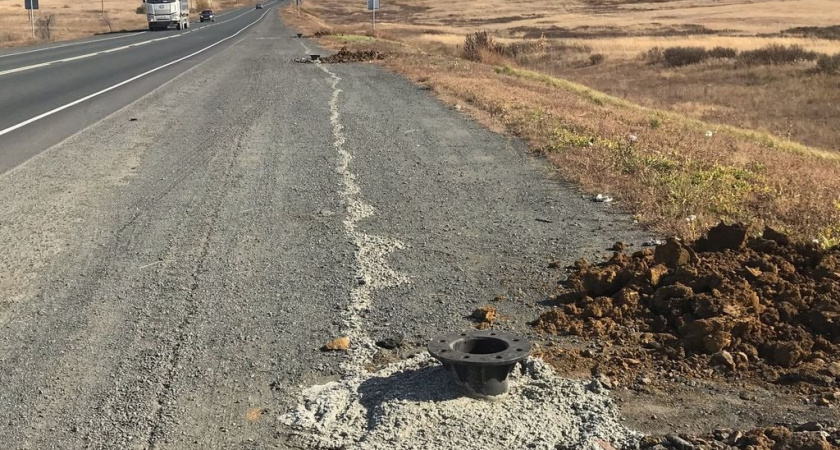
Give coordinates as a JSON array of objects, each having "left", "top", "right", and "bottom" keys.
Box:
[
  {"left": 255, "top": 2, "right": 263, "bottom": 8},
  {"left": 199, "top": 9, "right": 215, "bottom": 22}
]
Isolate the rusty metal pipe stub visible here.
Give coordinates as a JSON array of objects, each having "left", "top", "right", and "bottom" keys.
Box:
[{"left": 428, "top": 330, "right": 531, "bottom": 398}]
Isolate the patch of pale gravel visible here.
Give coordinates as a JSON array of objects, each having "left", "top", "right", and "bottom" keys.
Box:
[{"left": 280, "top": 353, "right": 642, "bottom": 450}]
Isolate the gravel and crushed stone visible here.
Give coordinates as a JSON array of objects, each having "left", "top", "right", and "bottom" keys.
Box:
[{"left": 280, "top": 353, "right": 642, "bottom": 450}]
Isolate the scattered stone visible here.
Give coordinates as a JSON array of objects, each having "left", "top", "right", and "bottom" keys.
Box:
[
  {"left": 712, "top": 429, "right": 732, "bottom": 441},
  {"left": 828, "top": 362, "right": 840, "bottom": 377},
  {"left": 375, "top": 335, "right": 403, "bottom": 350},
  {"left": 597, "top": 374, "right": 613, "bottom": 389},
  {"left": 798, "top": 422, "right": 824, "bottom": 432},
  {"left": 323, "top": 336, "right": 350, "bottom": 351},
  {"left": 593, "top": 194, "right": 614, "bottom": 203},
  {"left": 710, "top": 350, "right": 736, "bottom": 370},
  {"left": 816, "top": 397, "right": 831, "bottom": 406},
  {"left": 471, "top": 305, "right": 498, "bottom": 324},
  {"left": 595, "top": 439, "right": 618, "bottom": 450},
  {"left": 666, "top": 433, "right": 696, "bottom": 450}
]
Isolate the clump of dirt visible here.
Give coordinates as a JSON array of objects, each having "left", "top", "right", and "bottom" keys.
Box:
[
  {"left": 322, "top": 46, "right": 387, "bottom": 63},
  {"left": 534, "top": 222, "right": 840, "bottom": 387},
  {"left": 472, "top": 305, "right": 498, "bottom": 329},
  {"left": 641, "top": 422, "right": 839, "bottom": 450}
]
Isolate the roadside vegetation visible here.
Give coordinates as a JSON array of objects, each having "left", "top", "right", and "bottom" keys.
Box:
[{"left": 283, "top": 0, "right": 840, "bottom": 244}]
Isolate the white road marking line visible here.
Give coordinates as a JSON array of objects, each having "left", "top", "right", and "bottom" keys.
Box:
[
  {"left": 0, "top": 34, "right": 181, "bottom": 77},
  {"left": 0, "top": 7, "right": 272, "bottom": 138},
  {"left": 0, "top": 32, "right": 148, "bottom": 60}
]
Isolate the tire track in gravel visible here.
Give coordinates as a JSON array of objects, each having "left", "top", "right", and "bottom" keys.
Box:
[{"left": 143, "top": 57, "right": 275, "bottom": 449}]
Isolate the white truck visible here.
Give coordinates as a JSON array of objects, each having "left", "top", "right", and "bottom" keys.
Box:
[{"left": 145, "top": 0, "right": 190, "bottom": 31}]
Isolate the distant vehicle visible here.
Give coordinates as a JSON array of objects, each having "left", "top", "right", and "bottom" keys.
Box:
[
  {"left": 145, "top": 0, "right": 190, "bottom": 31},
  {"left": 255, "top": 2, "right": 263, "bottom": 9},
  {"left": 199, "top": 9, "right": 215, "bottom": 22}
]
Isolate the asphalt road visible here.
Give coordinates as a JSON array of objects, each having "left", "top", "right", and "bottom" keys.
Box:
[
  {"left": 0, "top": 5, "right": 648, "bottom": 449},
  {"left": 0, "top": 0, "right": 280, "bottom": 174}
]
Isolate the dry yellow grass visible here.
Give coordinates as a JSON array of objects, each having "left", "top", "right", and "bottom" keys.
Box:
[
  {"left": 0, "top": 0, "right": 256, "bottom": 47},
  {"left": 283, "top": 2, "right": 840, "bottom": 244}
]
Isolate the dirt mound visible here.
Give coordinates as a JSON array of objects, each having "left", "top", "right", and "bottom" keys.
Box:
[
  {"left": 641, "top": 422, "right": 839, "bottom": 450},
  {"left": 534, "top": 223, "right": 840, "bottom": 387},
  {"left": 322, "top": 46, "right": 387, "bottom": 63}
]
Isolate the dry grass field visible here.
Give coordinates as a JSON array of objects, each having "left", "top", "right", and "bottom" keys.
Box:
[
  {"left": 292, "top": 0, "right": 840, "bottom": 151},
  {"left": 284, "top": 0, "right": 840, "bottom": 243},
  {"left": 0, "top": 0, "right": 254, "bottom": 47}
]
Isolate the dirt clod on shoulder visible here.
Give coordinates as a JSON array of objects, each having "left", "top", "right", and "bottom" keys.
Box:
[
  {"left": 322, "top": 46, "right": 387, "bottom": 63},
  {"left": 535, "top": 222, "right": 840, "bottom": 386}
]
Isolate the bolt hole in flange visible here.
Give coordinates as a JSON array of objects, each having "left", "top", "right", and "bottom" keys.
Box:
[{"left": 428, "top": 330, "right": 531, "bottom": 399}]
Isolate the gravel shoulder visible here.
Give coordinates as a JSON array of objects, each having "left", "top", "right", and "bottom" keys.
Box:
[{"left": 0, "top": 10, "right": 655, "bottom": 450}]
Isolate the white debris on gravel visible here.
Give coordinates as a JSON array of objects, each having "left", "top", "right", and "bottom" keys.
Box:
[
  {"left": 280, "top": 353, "right": 642, "bottom": 450},
  {"left": 593, "top": 194, "right": 614, "bottom": 203}
]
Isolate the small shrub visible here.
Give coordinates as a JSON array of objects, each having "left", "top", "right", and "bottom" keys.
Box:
[
  {"left": 662, "top": 46, "right": 709, "bottom": 67},
  {"left": 739, "top": 44, "right": 819, "bottom": 66},
  {"left": 783, "top": 25, "right": 840, "bottom": 40},
  {"left": 549, "top": 41, "right": 592, "bottom": 54},
  {"left": 463, "top": 30, "right": 499, "bottom": 62},
  {"left": 589, "top": 53, "right": 605, "bottom": 66},
  {"left": 136, "top": 4, "right": 146, "bottom": 14},
  {"left": 642, "top": 46, "right": 664, "bottom": 64},
  {"left": 708, "top": 46, "right": 737, "bottom": 59},
  {"left": 817, "top": 53, "right": 840, "bottom": 74},
  {"left": 649, "top": 117, "right": 662, "bottom": 129},
  {"left": 35, "top": 15, "right": 55, "bottom": 40},
  {"left": 499, "top": 41, "right": 542, "bottom": 58}
]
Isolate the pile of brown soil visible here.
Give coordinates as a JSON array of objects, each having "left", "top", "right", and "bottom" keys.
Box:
[
  {"left": 534, "top": 223, "right": 840, "bottom": 387},
  {"left": 641, "top": 422, "right": 839, "bottom": 450},
  {"left": 322, "top": 46, "right": 387, "bottom": 63}
]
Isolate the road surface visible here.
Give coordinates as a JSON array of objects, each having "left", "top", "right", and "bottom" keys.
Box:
[
  {"left": 0, "top": 4, "right": 646, "bottom": 449},
  {"left": 0, "top": 1, "right": 279, "bottom": 174}
]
